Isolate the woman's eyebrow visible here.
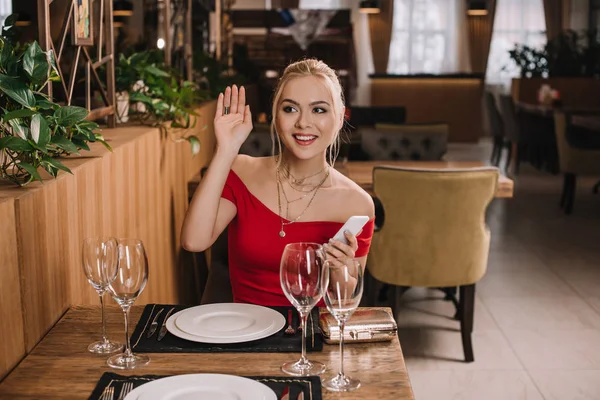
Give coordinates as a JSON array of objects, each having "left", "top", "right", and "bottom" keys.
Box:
[{"left": 281, "top": 99, "right": 330, "bottom": 106}]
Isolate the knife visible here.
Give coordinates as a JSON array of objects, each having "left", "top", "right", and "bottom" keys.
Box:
[
  {"left": 157, "top": 308, "right": 175, "bottom": 341},
  {"left": 146, "top": 308, "right": 164, "bottom": 338}
]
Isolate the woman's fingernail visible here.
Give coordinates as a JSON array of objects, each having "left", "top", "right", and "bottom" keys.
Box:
[
  {"left": 329, "top": 238, "right": 334, "bottom": 243},
  {"left": 344, "top": 230, "right": 351, "bottom": 235}
]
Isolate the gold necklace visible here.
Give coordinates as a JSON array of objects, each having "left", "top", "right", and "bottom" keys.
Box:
[
  {"left": 276, "top": 168, "right": 329, "bottom": 238},
  {"left": 283, "top": 164, "right": 328, "bottom": 186}
]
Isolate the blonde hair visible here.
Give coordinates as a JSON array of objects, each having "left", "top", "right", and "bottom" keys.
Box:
[{"left": 270, "top": 58, "right": 345, "bottom": 167}]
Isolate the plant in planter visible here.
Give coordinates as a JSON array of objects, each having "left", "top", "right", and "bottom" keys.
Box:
[
  {"left": 0, "top": 15, "right": 110, "bottom": 186},
  {"left": 123, "top": 51, "right": 210, "bottom": 155},
  {"left": 507, "top": 44, "right": 548, "bottom": 78}
]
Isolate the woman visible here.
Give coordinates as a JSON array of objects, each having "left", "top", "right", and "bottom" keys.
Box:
[{"left": 181, "top": 59, "right": 375, "bottom": 306}]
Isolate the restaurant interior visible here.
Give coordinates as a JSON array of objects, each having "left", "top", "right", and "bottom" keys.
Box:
[{"left": 1, "top": 0, "right": 600, "bottom": 399}]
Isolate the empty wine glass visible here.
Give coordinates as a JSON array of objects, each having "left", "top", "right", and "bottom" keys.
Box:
[
  {"left": 280, "top": 242, "right": 326, "bottom": 376},
  {"left": 321, "top": 257, "right": 363, "bottom": 392},
  {"left": 106, "top": 238, "right": 150, "bottom": 369},
  {"left": 82, "top": 237, "right": 122, "bottom": 354}
]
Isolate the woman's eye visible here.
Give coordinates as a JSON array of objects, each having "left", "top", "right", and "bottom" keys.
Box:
[
  {"left": 313, "top": 107, "right": 327, "bottom": 114},
  {"left": 283, "top": 106, "right": 297, "bottom": 113}
]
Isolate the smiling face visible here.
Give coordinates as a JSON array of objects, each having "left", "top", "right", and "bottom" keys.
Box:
[{"left": 274, "top": 75, "right": 343, "bottom": 162}]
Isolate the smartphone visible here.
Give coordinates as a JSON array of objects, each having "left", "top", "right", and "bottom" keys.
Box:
[{"left": 332, "top": 216, "right": 370, "bottom": 244}]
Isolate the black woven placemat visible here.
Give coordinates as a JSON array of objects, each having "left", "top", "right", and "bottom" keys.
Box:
[
  {"left": 89, "top": 372, "right": 322, "bottom": 400},
  {"left": 130, "top": 304, "right": 323, "bottom": 353}
]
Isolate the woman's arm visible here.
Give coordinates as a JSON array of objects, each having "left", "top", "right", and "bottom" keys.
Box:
[{"left": 181, "top": 85, "right": 252, "bottom": 252}]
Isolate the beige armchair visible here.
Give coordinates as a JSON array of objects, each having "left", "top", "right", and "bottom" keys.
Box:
[
  {"left": 367, "top": 166, "right": 499, "bottom": 362},
  {"left": 553, "top": 112, "right": 600, "bottom": 214}
]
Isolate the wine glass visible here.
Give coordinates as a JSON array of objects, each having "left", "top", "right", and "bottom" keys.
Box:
[
  {"left": 106, "top": 238, "right": 150, "bottom": 369},
  {"left": 82, "top": 237, "right": 122, "bottom": 354},
  {"left": 280, "top": 242, "right": 327, "bottom": 376},
  {"left": 321, "top": 257, "right": 364, "bottom": 392}
]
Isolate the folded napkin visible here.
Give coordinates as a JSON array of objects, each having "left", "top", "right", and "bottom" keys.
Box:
[
  {"left": 130, "top": 304, "right": 323, "bottom": 353},
  {"left": 89, "top": 372, "right": 322, "bottom": 400}
]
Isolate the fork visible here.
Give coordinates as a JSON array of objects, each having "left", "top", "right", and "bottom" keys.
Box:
[
  {"left": 117, "top": 382, "right": 134, "bottom": 400},
  {"left": 284, "top": 309, "right": 295, "bottom": 335},
  {"left": 100, "top": 386, "right": 114, "bottom": 400}
]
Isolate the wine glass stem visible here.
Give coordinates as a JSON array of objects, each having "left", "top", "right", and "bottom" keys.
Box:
[
  {"left": 299, "top": 312, "right": 308, "bottom": 364},
  {"left": 338, "top": 320, "right": 346, "bottom": 379},
  {"left": 100, "top": 292, "right": 108, "bottom": 344},
  {"left": 122, "top": 307, "right": 133, "bottom": 357}
]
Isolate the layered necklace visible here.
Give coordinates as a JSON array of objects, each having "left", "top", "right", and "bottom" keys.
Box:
[{"left": 276, "top": 163, "right": 330, "bottom": 238}]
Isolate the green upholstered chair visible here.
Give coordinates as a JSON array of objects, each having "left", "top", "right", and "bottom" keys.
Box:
[{"left": 366, "top": 166, "right": 499, "bottom": 362}]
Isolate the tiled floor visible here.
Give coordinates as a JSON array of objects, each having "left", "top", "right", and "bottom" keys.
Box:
[{"left": 389, "top": 140, "right": 600, "bottom": 399}]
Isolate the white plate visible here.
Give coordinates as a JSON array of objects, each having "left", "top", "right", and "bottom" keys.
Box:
[
  {"left": 166, "top": 303, "right": 286, "bottom": 344},
  {"left": 124, "top": 374, "right": 276, "bottom": 400},
  {"left": 174, "top": 304, "right": 279, "bottom": 339}
]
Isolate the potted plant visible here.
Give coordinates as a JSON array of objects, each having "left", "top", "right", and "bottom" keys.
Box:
[
  {"left": 122, "top": 51, "right": 210, "bottom": 155},
  {"left": 0, "top": 15, "right": 110, "bottom": 186}
]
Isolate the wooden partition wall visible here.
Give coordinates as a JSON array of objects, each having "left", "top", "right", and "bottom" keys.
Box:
[
  {"left": 0, "top": 101, "right": 217, "bottom": 380},
  {"left": 370, "top": 77, "right": 484, "bottom": 142}
]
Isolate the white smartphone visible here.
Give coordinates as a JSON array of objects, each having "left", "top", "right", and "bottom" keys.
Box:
[{"left": 332, "top": 216, "right": 370, "bottom": 245}]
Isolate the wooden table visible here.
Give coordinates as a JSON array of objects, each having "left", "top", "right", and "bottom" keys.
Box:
[
  {"left": 572, "top": 115, "right": 600, "bottom": 132},
  {"left": 337, "top": 161, "right": 514, "bottom": 198},
  {"left": 0, "top": 306, "right": 414, "bottom": 399}
]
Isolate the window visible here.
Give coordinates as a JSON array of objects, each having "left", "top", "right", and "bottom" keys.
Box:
[
  {"left": 388, "top": 0, "right": 462, "bottom": 74},
  {"left": 0, "top": 0, "right": 11, "bottom": 28},
  {"left": 486, "top": 0, "right": 546, "bottom": 89}
]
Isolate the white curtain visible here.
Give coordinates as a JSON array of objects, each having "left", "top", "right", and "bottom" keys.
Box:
[
  {"left": 485, "top": 0, "right": 547, "bottom": 91},
  {"left": 387, "top": 0, "right": 470, "bottom": 74},
  {"left": 0, "top": 0, "right": 11, "bottom": 28}
]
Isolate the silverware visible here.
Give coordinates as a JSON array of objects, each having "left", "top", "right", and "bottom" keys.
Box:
[
  {"left": 100, "top": 386, "right": 114, "bottom": 400},
  {"left": 284, "top": 309, "right": 295, "bottom": 335},
  {"left": 146, "top": 308, "right": 164, "bottom": 338},
  {"left": 157, "top": 308, "right": 175, "bottom": 341},
  {"left": 117, "top": 382, "right": 134, "bottom": 400}
]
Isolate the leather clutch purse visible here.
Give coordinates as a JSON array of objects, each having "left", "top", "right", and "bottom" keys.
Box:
[{"left": 319, "top": 308, "right": 398, "bottom": 344}]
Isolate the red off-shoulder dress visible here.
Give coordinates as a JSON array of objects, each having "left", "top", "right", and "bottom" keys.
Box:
[{"left": 220, "top": 170, "right": 375, "bottom": 306}]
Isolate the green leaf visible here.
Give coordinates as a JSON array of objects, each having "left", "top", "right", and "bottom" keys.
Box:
[
  {"left": 0, "top": 136, "right": 33, "bottom": 151},
  {"left": 35, "top": 99, "right": 56, "bottom": 110},
  {"left": 4, "top": 14, "right": 18, "bottom": 27},
  {"left": 94, "top": 134, "right": 112, "bottom": 151},
  {"left": 2, "top": 108, "right": 36, "bottom": 121},
  {"left": 54, "top": 106, "right": 88, "bottom": 126},
  {"left": 71, "top": 137, "right": 90, "bottom": 151},
  {"left": 50, "top": 135, "right": 80, "bottom": 154},
  {"left": 0, "top": 40, "right": 13, "bottom": 69},
  {"left": 129, "top": 91, "right": 154, "bottom": 104},
  {"left": 30, "top": 113, "right": 50, "bottom": 145},
  {"left": 0, "top": 74, "right": 36, "bottom": 108},
  {"left": 17, "top": 162, "right": 42, "bottom": 182},
  {"left": 186, "top": 136, "right": 201, "bottom": 156},
  {"left": 7, "top": 119, "right": 27, "bottom": 139},
  {"left": 42, "top": 156, "right": 72, "bottom": 174},
  {"left": 23, "top": 42, "right": 49, "bottom": 85},
  {"left": 144, "top": 65, "right": 170, "bottom": 77},
  {"left": 28, "top": 139, "right": 49, "bottom": 154}
]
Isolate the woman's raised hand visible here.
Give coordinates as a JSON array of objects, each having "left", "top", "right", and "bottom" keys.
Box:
[{"left": 214, "top": 85, "right": 253, "bottom": 154}]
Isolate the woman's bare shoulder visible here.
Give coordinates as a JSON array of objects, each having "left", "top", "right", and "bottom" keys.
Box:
[
  {"left": 231, "top": 155, "right": 276, "bottom": 183},
  {"left": 328, "top": 169, "right": 375, "bottom": 219}
]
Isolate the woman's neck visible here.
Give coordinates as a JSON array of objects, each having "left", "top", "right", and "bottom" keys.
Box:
[{"left": 279, "top": 151, "right": 329, "bottom": 181}]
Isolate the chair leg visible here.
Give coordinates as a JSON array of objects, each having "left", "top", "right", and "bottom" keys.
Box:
[
  {"left": 504, "top": 142, "right": 512, "bottom": 173},
  {"left": 593, "top": 180, "right": 600, "bottom": 194},
  {"left": 564, "top": 173, "right": 577, "bottom": 215},
  {"left": 559, "top": 174, "right": 569, "bottom": 208},
  {"left": 459, "top": 284, "right": 476, "bottom": 363},
  {"left": 438, "top": 287, "right": 460, "bottom": 319}
]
